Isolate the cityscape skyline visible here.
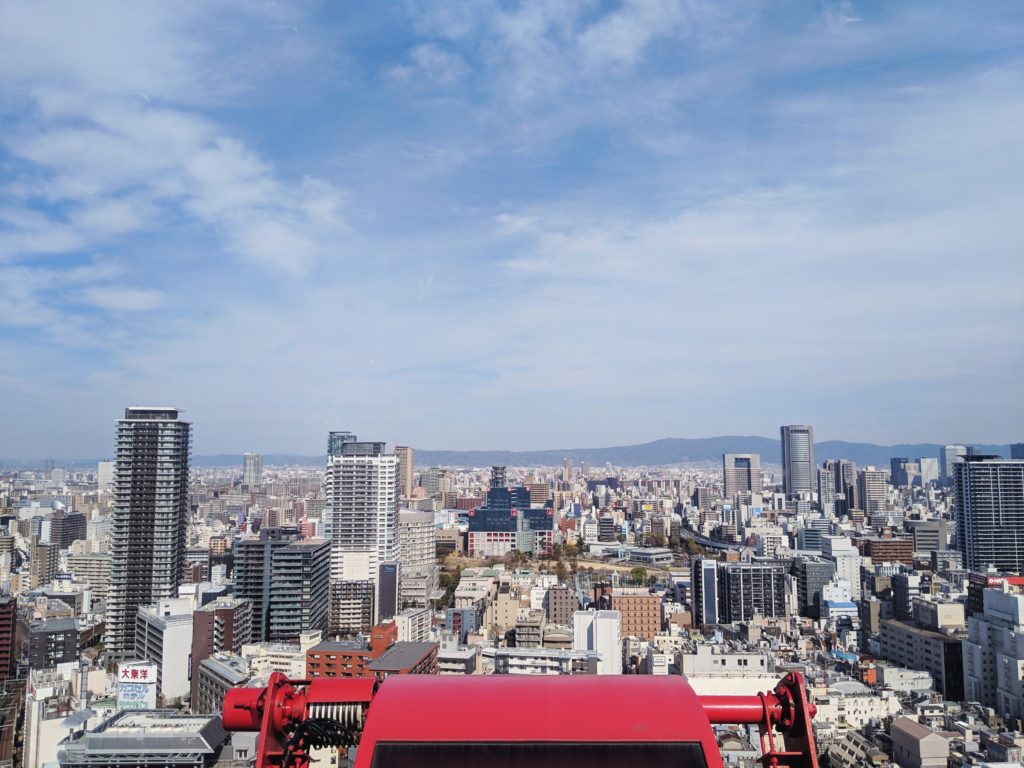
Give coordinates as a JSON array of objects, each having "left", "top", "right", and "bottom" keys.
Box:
[
  {"left": 4, "top": 401, "right": 1024, "bottom": 765},
  {"left": 1, "top": 2, "right": 1022, "bottom": 457},
  {"left": 1, "top": 426, "right": 1019, "bottom": 466}
]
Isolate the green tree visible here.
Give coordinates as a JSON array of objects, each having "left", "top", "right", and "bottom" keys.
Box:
[
  {"left": 555, "top": 560, "right": 569, "bottom": 584},
  {"left": 504, "top": 549, "right": 529, "bottom": 568},
  {"left": 629, "top": 566, "right": 649, "bottom": 584}
]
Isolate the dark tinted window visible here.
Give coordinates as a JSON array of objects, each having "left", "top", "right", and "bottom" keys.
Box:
[{"left": 370, "top": 741, "right": 707, "bottom": 768}]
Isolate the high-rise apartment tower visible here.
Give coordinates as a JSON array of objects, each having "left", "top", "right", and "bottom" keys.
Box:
[
  {"left": 394, "top": 446, "right": 414, "bottom": 499},
  {"left": 955, "top": 456, "right": 1024, "bottom": 573},
  {"left": 107, "top": 407, "right": 191, "bottom": 659},
  {"left": 324, "top": 437, "right": 398, "bottom": 624}
]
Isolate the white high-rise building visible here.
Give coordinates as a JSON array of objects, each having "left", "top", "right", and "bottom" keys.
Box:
[
  {"left": 822, "top": 535, "right": 863, "bottom": 600},
  {"left": 963, "top": 584, "right": 1024, "bottom": 720},
  {"left": 97, "top": 461, "right": 115, "bottom": 493},
  {"left": 397, "top": 509, "right": 439, "bottom": 608},
  {"left": 134, "top": 598, "right": 194, "bottom": 701},
  {"left": 107, "top": 407, "right": 191, "bottom": 660},
  {"left": 573, "top": 610, "right": 622, "bottom": 675},
  {"left": 324, "top": 437, "right": 397, "bottom": 623},
  {"left": 242, "top": 453, "right": 263, "bottom": 488},
  {"left": 781, "top": 425, "right": 814, "bottom": 497},
  {"left": 857, "top": 468, "right": 888, "bottom": 515}
]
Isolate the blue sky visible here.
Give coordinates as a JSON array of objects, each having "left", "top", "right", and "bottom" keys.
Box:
[{"left": 1, "top": 1, "right": 1022, "bottom": 458}]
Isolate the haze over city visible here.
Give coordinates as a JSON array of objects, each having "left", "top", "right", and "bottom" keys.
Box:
[{"left": 1, "top": 2, "right": 1022, "bottom": 458}]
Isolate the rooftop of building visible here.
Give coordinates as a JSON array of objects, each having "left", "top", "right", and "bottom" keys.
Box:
[
  {"left": 367, "top": 641, "right": 437, "bottom": 671},
  {"left": 280, "top": 538, "right": 328, "bottom": 550},
  {"left": 195, "top": 596, "right": 250, "bottom": 611},
  {"left": 308, "top": 639, "right": 370, "bottom": 653},
  {"left": 200, "top": 654, "right": 249, "bottom": 684},
  {"left": 26, "top": 616, "right": 77, "bottom": 632},
  {"left": 438, "top": 644, "right": 479, "bottom": 660},
  {"left": 881, "top": 618, "right": 967, "bottom": 639},
  {"left": 59, "top": 710, "right": 227, "bottom": 758},
  {"left": 892, "top": 716, "right": 944, "bottom": 741}
]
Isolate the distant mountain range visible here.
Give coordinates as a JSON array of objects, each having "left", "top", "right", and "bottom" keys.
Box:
[
  {"left": 4, "top": 436, "right": 1011, "bottom": 470},
  {"left": 410, "top": 437, "right": 1011, "bottom": 469}
]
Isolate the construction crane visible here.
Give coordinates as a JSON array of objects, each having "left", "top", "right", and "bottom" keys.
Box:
[{"left": 223, "top": 670, "right": 820, "bottom": 768}]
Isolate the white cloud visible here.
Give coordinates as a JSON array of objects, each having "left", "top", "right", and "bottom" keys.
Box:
[
  {"left": 0, "top": 6, "right": 347, "bottom": 278},
  {"left": 82, "top": 286, "right": 165, "bottom": 312},
  {"left": 389, "top": 44, "right": 469, "bottom": 86}
]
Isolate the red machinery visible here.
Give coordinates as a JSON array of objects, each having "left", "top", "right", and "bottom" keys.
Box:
[{"left": 223, "top": 671, "right": 820, "bottom": 768}]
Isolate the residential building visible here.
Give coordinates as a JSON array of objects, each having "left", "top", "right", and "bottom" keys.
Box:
[
  {"left": 189, "top": 597, "right": 252, "bottom": 707},
  {"left": 394, "top": 446, "right": 414, "bottom": 499},
  {"left": 794, "top": 556, "right": 836, "bottom": 619},
  {"left": 327, "top": 430, "right": 356, "bottom": 458},
  {"left": 268, "top": 539, "right": 330, "bottom": 642},
  {"left": 859, "top": 536, "right": 914, "bottom": 566},
  {"left": 438, "top": 634, "right": 479, "bottom": 675},
  {"left": 609, "top": 589, "right": 661, "bottom": 640},
  {"left": 18, "top": 617, "right": 77, "bottom": 670},
  {"left": 692, "top": 558, "right": 720, "bottom": 627},
  {"left": 955, "top": 456, "right": 1024, "bottom": 573},
  {"left": 394, "top": 607, "right": 432, "bottom": 642},
  {"left": 233, "top": 527, "right": 299, "bottom": 642},
  {"left": 718, "top": 559, "right": 789, "bottom": 623},
  {"left": 331, "top": 579, "right": 375, "bottom": 635},
  {"left": 194, "top": 652, "right": 250, "bottom": 715},
  {"left": 324, "top": 437, "right": 398, "bottom": 624},
  {"left": 493, "top": 647, "right": 601, "bottom": 675},
  {"left": 546, "top": 586, "right": 577, "bottom": 626},
  {"left": 306, "top": 622, "right": 397, "bottom": 679},
  {"left": 107, "top": 407, "right": 191, "bottom": 659},
  {"left": 817, "top": 467, "right": 836, "bottom": 515},
  {"left": 857, "top": 468, "right": 888, "bottom": 515},
  {"left": 396, "top": 510, "right": 438, "bottom": 608}
]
